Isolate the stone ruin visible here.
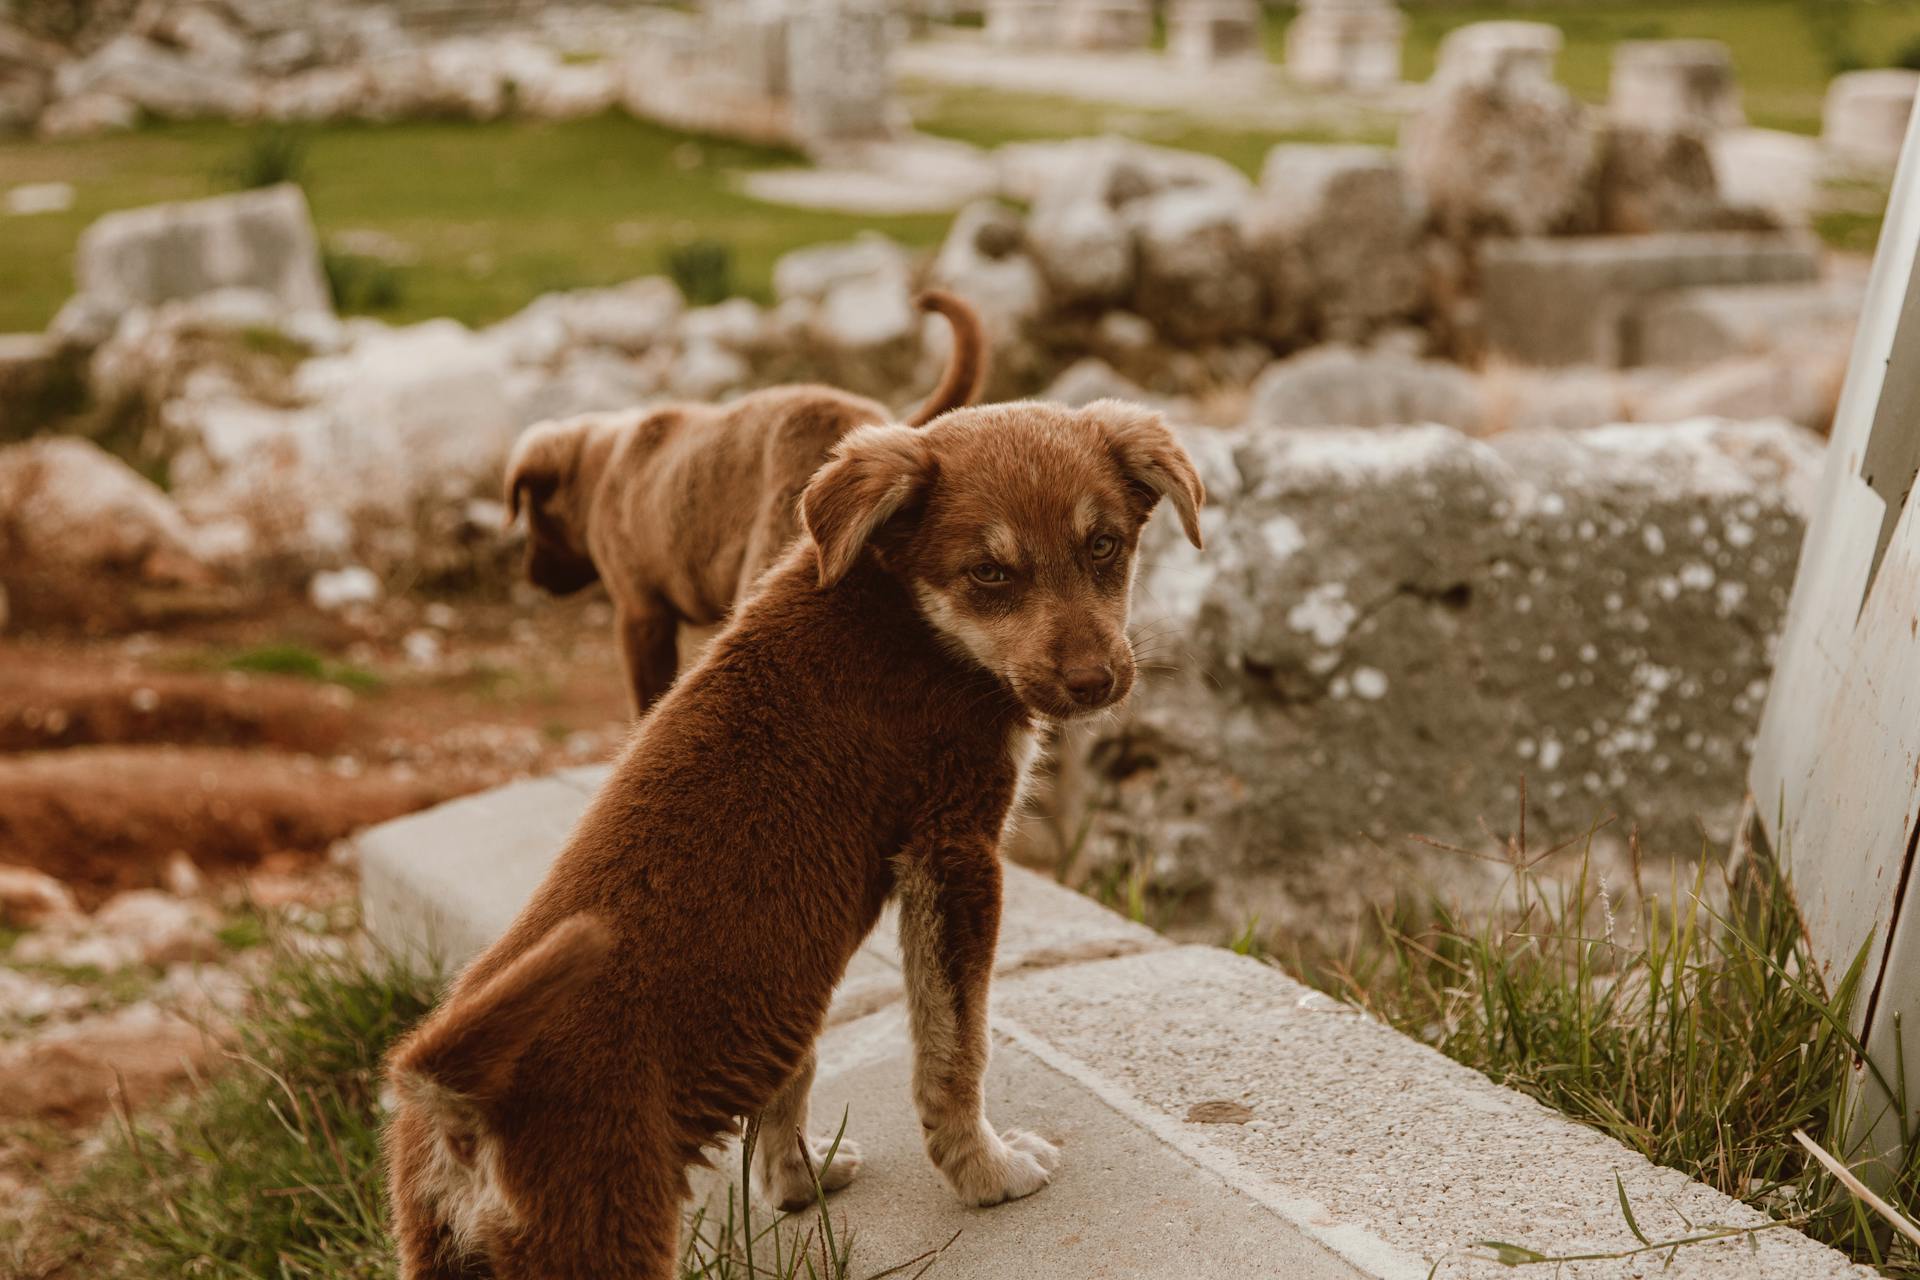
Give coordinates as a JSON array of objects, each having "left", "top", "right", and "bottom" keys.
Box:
[
  {"left": 1824, "top": 69, "right": 1920, "bottom": 170},
  {"left": 1167, "top": 0, "right": 1262, "bottom": 68},
  {"left": 0, "top": 0, "right": 912, "bottom": 152},
  {"left": 1284, "top": 0, "right": 1403, "bottom": 93},
  {"left": 0, "top": 9, "right": 1899, "bottom": 935}
]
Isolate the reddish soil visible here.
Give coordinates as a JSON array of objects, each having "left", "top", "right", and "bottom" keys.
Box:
[{"left": 0, "top": 586, "right": 633, "bottom": 901}]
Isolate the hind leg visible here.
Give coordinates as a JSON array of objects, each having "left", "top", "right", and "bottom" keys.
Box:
[
  {"left": 390, "top": 1111, "right": 491, "bottom": 1280},
  {"left": 750, "top": 1048, "right": 863, "bottom": 1211}
]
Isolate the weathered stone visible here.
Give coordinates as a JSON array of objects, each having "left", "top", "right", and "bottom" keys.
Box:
[
  {"left": 0, "top": 436, "right": 210, "bottom": 625},
  {"left": 929, "top": 200, "right": 1049, "bottom": 340},
  {"left": 1628, "top": 280, "right": 1864, "bottom": 368},
  {"left": 1128, "top": 185, "right": 1264, "bottom": 344},
  {"left": 1043, "top": 356, "right": 1159, "bottom": 409},
  {"left": 143, "top": 3, "right": 253, "bottom": 71},
  {"left": 0, "top": 864, "right": 80, "bottom": 929},
  {"left": 787, "top": 1, "right": 898, "bottom": 148},
  {"left": 1058, "top": 0, "right": 1151, "bottom": 50},
  {"left": 773, "top": 232, "right": 912, "bottom": 304},
  {"left": 1284, "top": 0, "right": 1403, "bottom": 93},
  {"left": 1478, "top": 232, "right": 1822, "bottom": 367},
  {"left": 1823, "top": 69, "right": 1919, "bottom": 170},
  {"left": 1244, "top": 144, "right": 1427, "bottom": 342},
  {"left": 1061, "top": 417, "right": 1820, "bottom": 939},
  {"left": 1595, "top": 123, "right": 1749, "bottom": 235},
  {"left": 54, "top": 33, "right": 259, "bottom": 119},
  {"left": 0, "top": 1002, "right": 215, "bottom": 1123},
  {"left": 815, "top": 269, "right": 918, "bottom": 354},
  {"left": 1430, "top": 19, "right": 1559, "bottom": 89},
  {"left": 484, "top": 277, "right": 685, "bottom": 365},
  {"left": 261, "top": 65, "right": 371, "bottom": 122},
  {"left": 1246, "top": 345, "right": 1484, "bottom": 431},
  {"left": 35, "top": 90, "right": 138, "bottom": 138},
  {"left": 1609, "top": 40, "right": 1742, "bottom": 134},
  {"left": 668, "top": 338, "right": 751, "bottom": 400},
  {"left": 1401, "top": 68, "right": 1598, "bottom": 238},
  {"left": 518, "top": 60, "right": 620, "bottom": 120},
  {"left": 677, "top": 297, "right": 769, "bottom": 349},
  {"left": 998, "top": 134, "right": 1248, "bottom": 207},
  {"left": 1167, "top": 0, "right": 1262, "bottom": 67},
  {"left": 0, "top": 23, "right": 59, "bottom": 131},
  {"left": 986, "top": 0, "right": 1059, "bottom": 47},
  {"left": 1027, "top": 194, "right": 1136, "bottom": 307},
  {"left": 0, "top": 334, "right": 82, "bottom": 439},
  {"left": 1634, "top": 353, "right": 1843, "bottom": 433},
  {"left": 74, "top": 184, "right": 332, "bottom": 320},
  {"left": 1485, "top": 365, "right": 1628, "bottom": 433}
]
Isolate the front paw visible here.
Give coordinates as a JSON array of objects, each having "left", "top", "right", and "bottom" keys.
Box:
[
  {"left": 755, "top": 1135, "right": 864, "bottom": 1211},
  {"left": 931, "top": 1124, "right": 1060, "bottom": 1207}
]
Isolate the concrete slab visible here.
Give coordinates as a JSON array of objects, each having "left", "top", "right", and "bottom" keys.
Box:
[
  {"left": 989, "top": 947, "right": 1875, "bottom": 1280},
  {"left": 741, "top": 1004, "right": 1368, "bottom": 1280},
  {"left": 359, "top": 776, "right": 590, "bottom": 970},
  {"left": 358, "top": 777, "right": 1872, "bottom": 1279}
]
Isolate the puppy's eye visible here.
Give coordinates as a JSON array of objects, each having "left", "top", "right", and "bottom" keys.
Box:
[
  {"left": 969, "top": 562, "right": 1010, "bottom": 585},
  {"left": 1089, "top": 533, "right": 1121, "bottom": 561}
]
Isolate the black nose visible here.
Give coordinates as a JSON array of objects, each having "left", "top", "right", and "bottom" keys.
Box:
[{"left": 1062, "top": 665, "right": 1115, "bottom": 705}]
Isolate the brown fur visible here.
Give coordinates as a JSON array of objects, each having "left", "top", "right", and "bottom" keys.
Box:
[
  {"left": 386, "top": 398, "right": 1204, "bottom": 1280},
  {"left": 503, "top": 290, "right": 988, "bottom": 714}
]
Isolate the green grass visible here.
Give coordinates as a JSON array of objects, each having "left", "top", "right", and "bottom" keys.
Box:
[
  {"left": 0, "top": 113, "right": 952, "bottom": 333},
  {"left": 211, "top": 643, "right": 387, "bottom": 693},
  {"left": 1281, "top": 824, "right": 1920, "bottom": 1275},
  {"left": 15, "top": 932, "right": 932, "bottom": 1279}
]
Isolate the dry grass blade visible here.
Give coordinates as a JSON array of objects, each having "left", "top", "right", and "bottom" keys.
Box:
[{"left": 1794, "top": 1128, "right": 1920, "bottom": 1252}]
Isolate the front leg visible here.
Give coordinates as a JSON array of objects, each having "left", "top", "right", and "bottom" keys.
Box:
[
  {"left": 616, "top": 599, "right": 680, "bottom": 718},
  {"left": 751, "top": 1048, "right": 863, "bottom": 1211},
  {"left": 895, "top": 838, "right": 1059, "bottom": 1206}
]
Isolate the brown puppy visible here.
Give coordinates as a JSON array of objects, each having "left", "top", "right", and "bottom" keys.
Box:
[
  {"left": 504, "top": 290, "right": 987, "bottom": 715},
  {"left": 384, "top": 398, "right": 1204, "bottom": 1279}
]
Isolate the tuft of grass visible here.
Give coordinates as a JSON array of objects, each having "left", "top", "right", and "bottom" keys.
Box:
[
  {"left": 1287, "top": 815, "right": 1920, "bottom": 1275},
  {"left": 25, "top": 940, "right": 437, "bottom": 1277},
  {"left": 323, "top": 248, "right": 408, "bottom": 314},
  {"left": 666, "top": 239, "right": 737, "bottom": 307},
  {"left": 214, "top": 643, "right": 387, "bottom": 693},
  {"left": 221, "top": 126, "right": 311, "bottom": 191}
]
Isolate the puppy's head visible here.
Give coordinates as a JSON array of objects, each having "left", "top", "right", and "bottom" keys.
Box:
[
  {"left": 802, "top": 399, "right": 1203, "bottom": 721},
  {"left": 504, "top": 418, "right": 603, "bottom": 596}
]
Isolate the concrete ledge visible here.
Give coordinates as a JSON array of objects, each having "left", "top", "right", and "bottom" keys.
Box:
[{"left": 357, "top": 775, "right": 1872, "bottom": 1279}]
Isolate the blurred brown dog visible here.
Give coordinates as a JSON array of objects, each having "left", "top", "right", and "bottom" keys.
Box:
[
  {"left": 504, "top": 290, "right": 986, "bottom": 714},
  {"left": 386, "top": 398, "right": 1204, "bottom": 1280}
]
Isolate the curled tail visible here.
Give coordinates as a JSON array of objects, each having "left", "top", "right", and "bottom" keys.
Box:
[
  {"left": 906, "top": 290, "right": 989, "bottom": 426},
  {"left": 390, "top": 914, "right": 612, "bottom": 1117}
]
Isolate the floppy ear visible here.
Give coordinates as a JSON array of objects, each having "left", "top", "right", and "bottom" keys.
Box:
[
  {"left": 801, "top": 424, "right": 933, "bottom": 588},
  {"left": 1087, "top": 399, "right": 1205, "bottom": 549},
  {"left": 503, "top": 420, "right": 583, "bottom": 526}
]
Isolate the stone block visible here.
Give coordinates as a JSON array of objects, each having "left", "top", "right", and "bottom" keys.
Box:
[
  {"left": 1285, "top": 0, "right": 1403, "bottom": 92},
  {"left": 1824, "top": 68, "right": 1919, "bottom": 170},
  {"left": 1628, "top": 280, "right": 1864, "bottom": 368},
  {"left": 1609, "top": 39, "right": 1742, "bottom": 134},
  {"left": 985, "top": 0, "right": 1059, "bottom": 46},
  {"left": 1167, "top": 0, "right": 1263, "bottom": 67},
  {"left": 1058, "top": 0, "right": 1151, "bottom": 51},
  {"left": 73, "top": 184, "right": 331, "bottom": 320},
  {"left": 1478, "top": 232, "right": 1820, "bottom": 367},
  {"left": 1431, "top": 19, "right": 1559, "bottom": 89}
]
